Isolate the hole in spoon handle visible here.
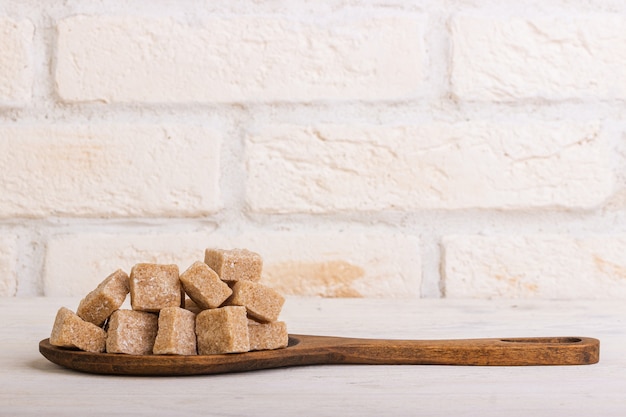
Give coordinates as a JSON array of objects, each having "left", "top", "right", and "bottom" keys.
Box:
[{"left": 500, "top": 337, "right": 583, "bottom": 344}]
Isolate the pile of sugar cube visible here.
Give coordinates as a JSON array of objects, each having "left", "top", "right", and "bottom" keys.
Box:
[{"left": 49, "top": 248, "right": 288, "bottom": 355}]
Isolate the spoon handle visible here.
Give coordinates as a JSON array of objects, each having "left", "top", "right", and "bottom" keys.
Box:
[{"left": 292, "top": 335, "right": 600, "bottom": 366}]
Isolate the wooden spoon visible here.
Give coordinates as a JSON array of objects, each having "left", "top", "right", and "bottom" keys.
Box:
[{"left": 39, "top": 334, "right": 599, "bottom": 376}]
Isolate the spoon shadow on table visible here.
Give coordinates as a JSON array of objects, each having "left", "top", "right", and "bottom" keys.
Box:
[{"left": 28, "top": 357, "right": 71, "bottom": 374}]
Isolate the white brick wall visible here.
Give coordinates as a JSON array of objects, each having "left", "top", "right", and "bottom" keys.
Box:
[
  {"left": 44, "top": 231, "right": 420, "bottom": 298},
  {"left": 0, "top": 17, "right": 33, "bottom": 104},
  {"left": 44, "top": 232, "right": 213, "bottom": 296},
  {"left": 246, "top": 123, "right": 612, "bottom": 212},
  {"left": 2, "top": 0, "right": 626, "bottom": 299},
  {"left": 451, "top": 15, "right": 626, "bottom": 101},
  {"left": 0, "top": 125, "right": 221, "bottom": 217},
  {"left": 55, "top": 15, "right": 424, "bottom": 103},
  {"left": 214, "top": 232, "right": 421, "bottom": 298},
  {"left": 443, "top": 235, "right": 626, "bottom": 299},
  {"left": 0, "top": 236, "right": 17, "bottom": 296}
]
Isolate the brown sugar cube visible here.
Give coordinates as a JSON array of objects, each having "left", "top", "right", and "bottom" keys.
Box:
[
  {"left": 76, "top": 269, "right": 130, "bottom": 326},
  {"left": 106, "top": 309, "right": 158, "bottom": 355},
  {"left": 228, "top": 280, "right": 285, "bottom": 322},
  {"left": 195, "top": 306, "right": 250, "bottom": 355},
  {"left": 130, "top": 263, "right": 181, "bottom": 312},
  {"left": 248, "top": 320, "right": 289, "bottom": 351},
  {"left": 153, "top": 307, "right": 197, "bottom": 355},
  {"left": 50, "top": 307, "right": 106, "bottom": 353},
  {"left": 184, "top": 298, "right": 202, "bottom": 314},
  {"left": 204, "top": 248, "right": 262, "bottom": 282},
  {"left": 179, "top": 261, "right": 232, "bottom": 309}
]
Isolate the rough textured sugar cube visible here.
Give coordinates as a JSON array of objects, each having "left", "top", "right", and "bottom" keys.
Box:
[
  {"left": 195, "top": 306, "right": 250, "bottom": 355},
  {"left": 106, "top": 309, "right": 158, "bottom": 355},
  {"left": 204, "top": 248, "right": 262, "bottom": 282},
  {"left": 248, "top": 320, "right": 289, "bottom": 351},
  {"left": 179, "top": 261, "right": 232, "bottom": 309},
  {"left": 76, "top": 269, "right": 130, "bottom": 326},
  {"left": 130, "top": 263, "right": 181, "bottom": 312},
  {"left": 228, "top": 280, "right": 285, "bottom": 322},
  {"left": 153, "top": 307, "right": 197, "bottom": 355},
  {"left": 50, "top": 307, "right": 106, "bottom": 353}
]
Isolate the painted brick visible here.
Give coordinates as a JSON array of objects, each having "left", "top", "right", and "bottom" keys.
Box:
[
  {"left": 246, "top": 123, "right": 612, "bottom": 212},
  {"left": 0, "top": 17, "right": 33, "bottom": 104},
  {"left": 0, "top": 125, "right": 221, "bottom": 218},
  {"left": 443, "top": 235, "right": 626, "bottom": 299},
  {"left": 44, "top": 232, "right": 213, "bottom": 296},
  {"left": 55, "top": 15, "right": 423, "bottom": 103},
  {"left": 44, "top": 231, "right": 420, "bottom": 298},
  {"left": 207, "top": 231, "right": 421, "bottom": 298},
  {"left": 451, "top": 15, "right": 626, "bottom": 101},
  {"left": 0, "top": 236, "right": 17, "bottom": 296}
]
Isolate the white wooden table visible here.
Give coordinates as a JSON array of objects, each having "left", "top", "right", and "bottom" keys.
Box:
[{"left": 2, "top": 297, "right": 625, "bottom": 416}]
